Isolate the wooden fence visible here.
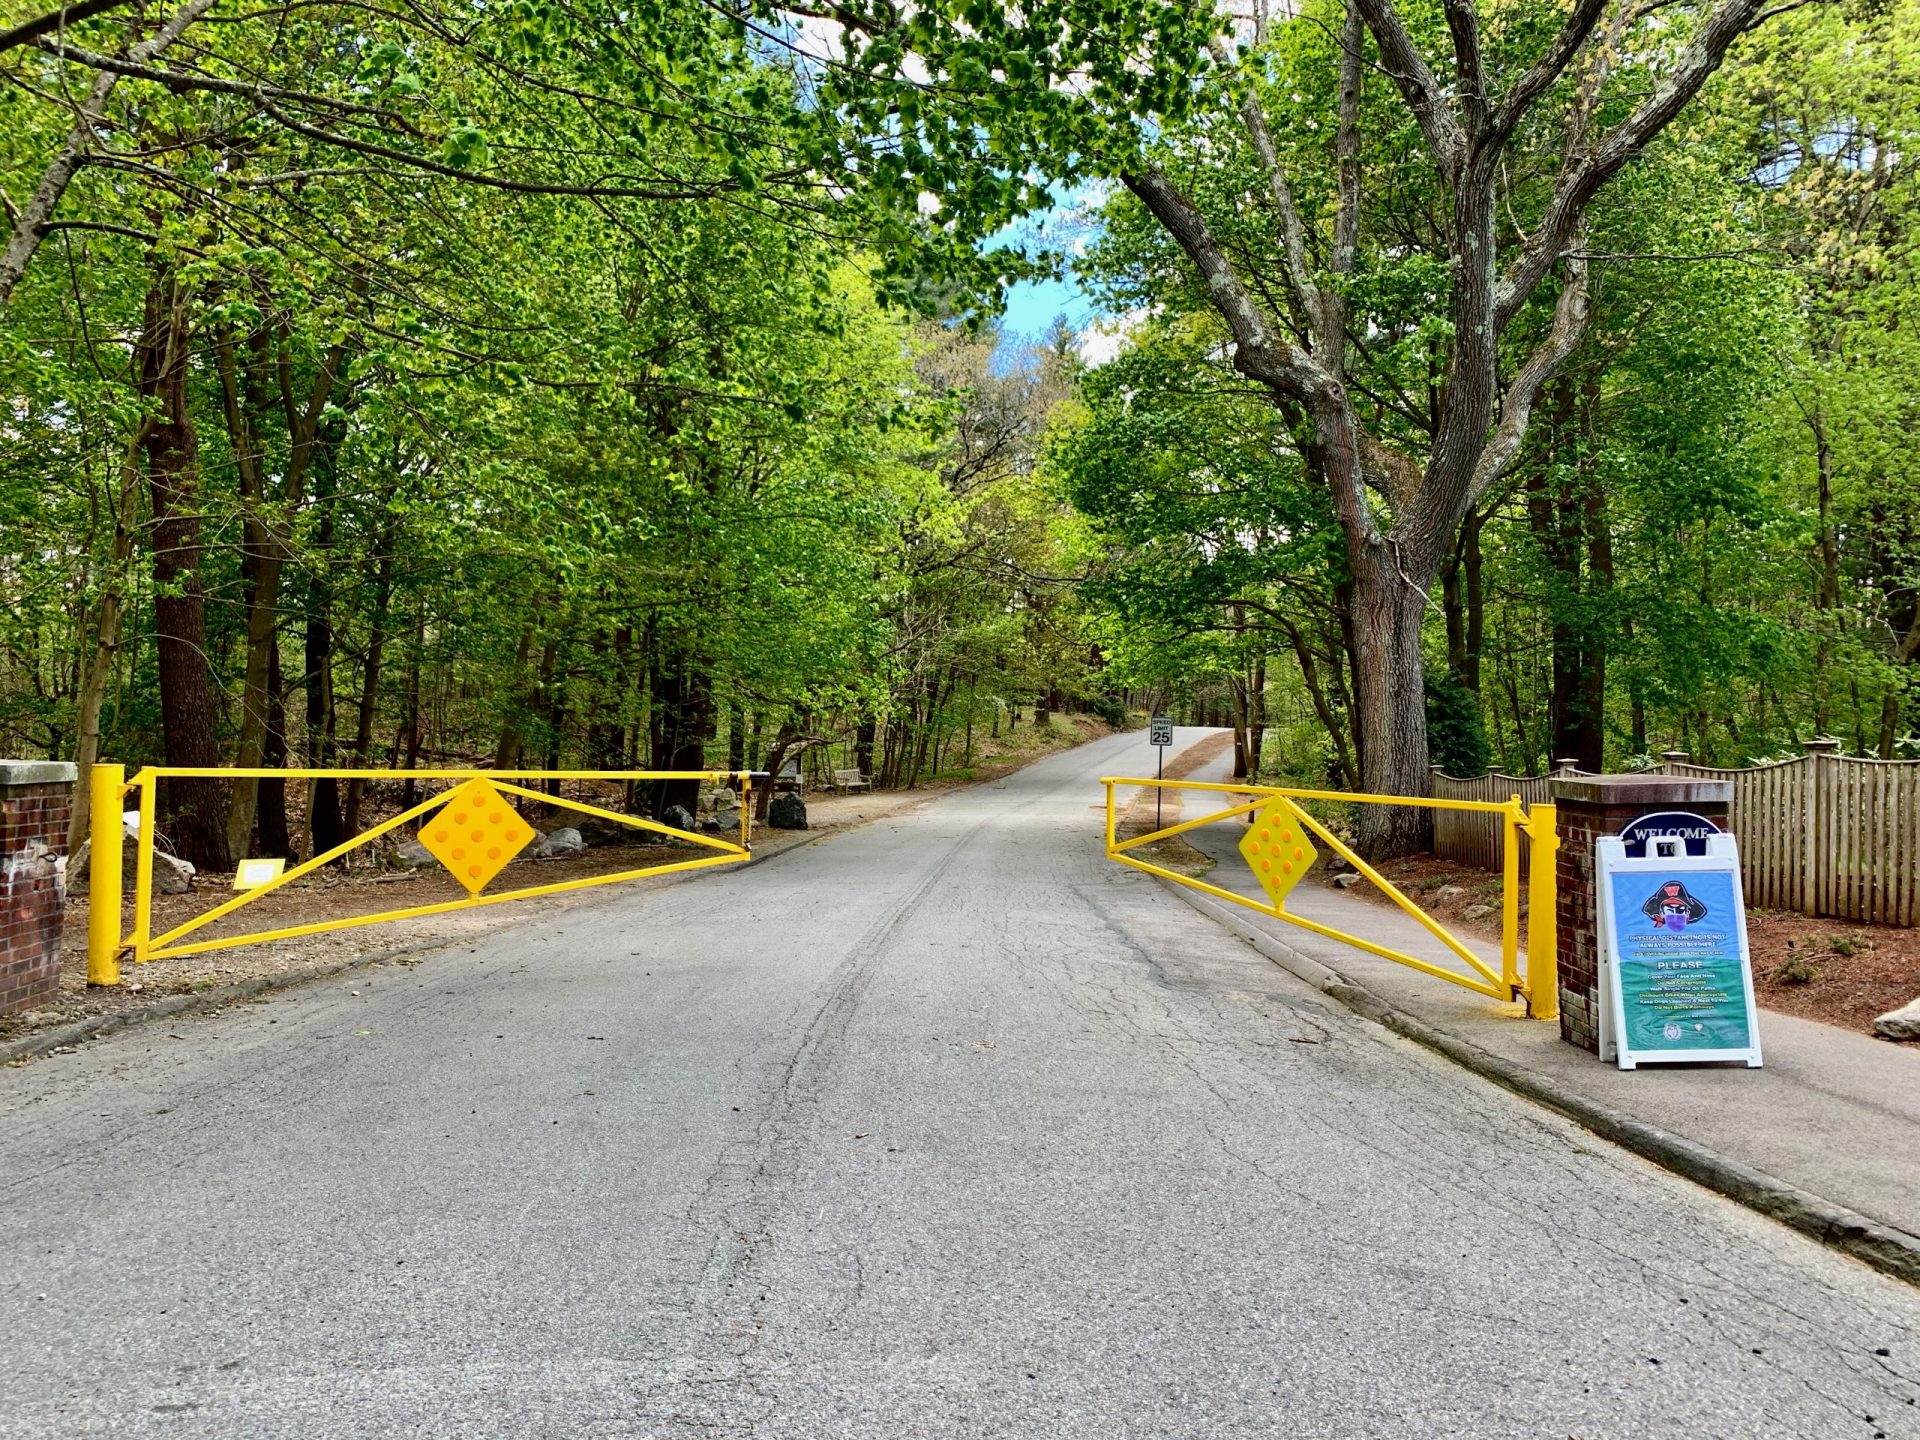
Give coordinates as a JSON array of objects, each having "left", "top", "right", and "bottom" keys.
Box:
[{"left": 1432, "top": 744, "right": 1920, "bottom": 927}]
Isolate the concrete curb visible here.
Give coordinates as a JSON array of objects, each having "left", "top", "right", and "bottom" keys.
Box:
[
  {"left": 1, "top": 827, "right": 833, "bottom": 1068},
  {"left": 1159, "top": 876, "right": 1920, "bottom": 1290}
]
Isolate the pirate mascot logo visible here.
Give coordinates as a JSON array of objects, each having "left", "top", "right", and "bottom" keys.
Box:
[{"left": 1642, "top": 879, "right": 1708, "bottom": 932}]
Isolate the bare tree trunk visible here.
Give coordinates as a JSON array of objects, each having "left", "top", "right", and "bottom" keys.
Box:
[
  {"left": 221, "top": 323, "right": 349, "bottom": 856},
  {"left": 257, "top": 639, "right": 291, "bottom": 858},
  {"left": 342, "top": 536, "right": 396, "bottom": 836},
  {"left": 1812, "top": 409, "right": 1839, "bottom": 735},
  {"left": 492, "top": 619, "right": 537, "bottom": 771},
  {"left": 304, "top": 445, "right": 343, "bottom": 860}
]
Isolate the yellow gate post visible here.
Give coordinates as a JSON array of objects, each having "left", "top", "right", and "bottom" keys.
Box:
[
  {"left": 86, "top": 764, "right": 124, "bottom": 986},
  {"left": 1525, "top": 802, "right": 1560, "bottom": 1021}
]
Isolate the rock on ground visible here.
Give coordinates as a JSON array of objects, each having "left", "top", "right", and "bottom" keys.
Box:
[
  {"left": 69, "top": 835, "right": 195, "bottom": 894},
  {"left": 391, "top": 838, "right": 435, "bottom": 870},
  {"left": 660, "top": 805, "right": 699, "bottom": 835},
  {"left": 534, "top": 827, "right": 584, "bottom": 858},
  {"left": 767, "top": 794, "right": 808, "bottom": 830},
  {"left": 1874, "top": 996, "right": 1920, "bottom": 1041}
]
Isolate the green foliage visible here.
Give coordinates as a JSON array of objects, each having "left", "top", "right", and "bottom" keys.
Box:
[{"left": 1424, "top": 673, "right": 1492, "bottom": 778}]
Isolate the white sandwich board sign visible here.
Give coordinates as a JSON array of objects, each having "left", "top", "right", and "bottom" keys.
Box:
[{"left": 1597, "top": 828, "right": 1762, "bottom": 1070}]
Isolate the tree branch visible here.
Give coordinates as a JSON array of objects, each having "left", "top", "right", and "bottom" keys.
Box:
[
  {"left": 1471, "top": 252, "right": 1590, "bottom": 505},
  {"left": 1350, "top": 0, "right": 1465, "bottom": 169},
  {"left": 1120, "top": 169, "right": 1326, "bottom": 401},
  {"left": 1441, "top": 0, "right": 1489, "bottom": 133},
  {"left": 1208, "top": 38, "right": 1328, "bottom": 348},
  {"left": 0, "top": 0, "right": 130, "bottom": 54},
  {"left": 0, "top": 0, "right": 215, "bottom": 305},
  {"left": 1494, "top": 0, "right": 1768, "bottom": 331},
  {"left": 1488, "top": 0, "right": 1611, "bottom": 143}
]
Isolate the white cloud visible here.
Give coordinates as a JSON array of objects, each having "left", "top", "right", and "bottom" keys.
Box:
[{"left": 1076, "top": 306, "right": 1153, "bottom": 367}]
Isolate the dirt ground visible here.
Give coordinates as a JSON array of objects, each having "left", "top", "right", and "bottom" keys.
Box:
[
  {"left": 4, "top": 717, "right": 1114, "bottom": 1052},
  {"left": 1331, "top": 854, "right": 1920, "bottom": 1041}
]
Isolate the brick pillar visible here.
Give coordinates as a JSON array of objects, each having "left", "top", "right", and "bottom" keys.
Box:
[
  {"left": 0, "top": 761, "right": 77, "bottom": 1018},
  {"left": 1548, "top": 774, "right": 1732, "bottom": 1055}
]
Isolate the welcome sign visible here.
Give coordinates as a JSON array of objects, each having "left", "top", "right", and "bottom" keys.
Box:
[{"left": 1596, "top": 831, "right": 1762, "bottom": 1070}]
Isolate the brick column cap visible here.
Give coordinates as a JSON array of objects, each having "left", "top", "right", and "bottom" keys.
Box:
[
  {"left": 1549, "top": 773, "right": 1731, "bottom": 807},
  {"left": 0, "top": 760, "right": 77, "bottom": 785}
]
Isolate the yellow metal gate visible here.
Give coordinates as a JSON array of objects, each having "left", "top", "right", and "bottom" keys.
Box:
[
  {"left": 86, "top": 766, "right": 761, "bottom": 986},
  {"left": 1102, "top": 776, "right": 1559, "bottom": 1019}
]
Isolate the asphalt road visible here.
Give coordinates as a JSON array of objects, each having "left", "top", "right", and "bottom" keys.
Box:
[{"left": 4, "top": 727, "right": 1918, "bottom": 1438}]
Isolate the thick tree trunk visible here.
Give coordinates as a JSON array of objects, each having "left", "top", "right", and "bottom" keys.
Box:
[
  {"left": 140, "top": 269, "right": 229, "bottom": 872},
  {"left": 1347, "top": 546, "right": 1431, "bottom": 856},
  {"left": 854, "top": 716, "right": 876, "bottom": 778}
]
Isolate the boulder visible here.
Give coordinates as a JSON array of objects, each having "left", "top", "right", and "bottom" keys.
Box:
[
  {"left": 534, "top": 826, "right": 584, "bottom": 858},
  {"left": 69, "top": 834, "right": 195, "bottom": 895},
  {"left": 1463, "top": 903, "right": 1496, "bottom": 922},
  {"left": 660, "top": 804, "right": 699, "bottom": 836},
  {"left": 767, "top": 793, "right": 808, "bottom": 831},
  {"left": 391, "top": 838, "right": 436, "bottom": 870},
  {"left": 1331, "top": 872, "right": 1360, "bottom": 889},
  {"left": 576, "top": 817, "right": 634, "bottom": 848},
  {"left": 1436, "top": 884, "right": 1468, "bottom": 902},
  {"left": 1873, "top": 996, "right": 1920, "bottom": 1042}
]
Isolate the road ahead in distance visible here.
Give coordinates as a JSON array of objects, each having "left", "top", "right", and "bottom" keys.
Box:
[{"left": 4, "top": 728, "right": 1917, "bottom": 1437}]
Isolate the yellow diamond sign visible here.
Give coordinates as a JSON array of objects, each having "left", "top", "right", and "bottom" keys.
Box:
[
  {"left": 1239, "top": 799, "right": 1318, "bottom": 908},
  {"left": 419, "top": 778, "right": 537, "bottom": 895}
]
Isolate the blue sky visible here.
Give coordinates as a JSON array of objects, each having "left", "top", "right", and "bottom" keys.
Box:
[
  {"left": 1001, "top": 273, "right": 1097, "bottom": 342},
  {"left": 986, "top": 182, "right": 1109, "bottom": 355}
]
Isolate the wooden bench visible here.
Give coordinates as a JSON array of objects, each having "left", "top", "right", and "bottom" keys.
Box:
[{"left": 830, "top": 768, "right": 871, "bottom": 794}]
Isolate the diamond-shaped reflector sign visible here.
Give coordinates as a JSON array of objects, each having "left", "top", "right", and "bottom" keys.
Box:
[
  {"left": 418, "top": 778, "right": 537, "bottom": 895},
  {"left": 1238, "top": 799, "right": 1318, "bottom": 908}
]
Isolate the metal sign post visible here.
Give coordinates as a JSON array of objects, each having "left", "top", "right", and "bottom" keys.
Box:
[{"left": 1149, "top": 715, "right": 1172, "bottom": 827}]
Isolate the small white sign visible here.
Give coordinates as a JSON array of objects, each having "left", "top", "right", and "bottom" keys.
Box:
[
  {"left": 233, "top": 857, "right": 287, "bottom": 891},
  {"left": 1149, "top": 715, "right": 1173, "bottom": 747}
]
